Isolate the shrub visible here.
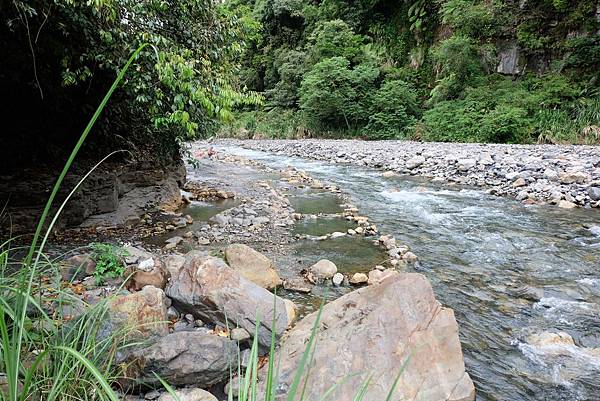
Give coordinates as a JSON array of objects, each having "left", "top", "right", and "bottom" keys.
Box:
[
  {"left": 299, "top": 57, "right": 380, "bottom": 130},
  {"left": 309, "top": 19, "right": 366, "bottom": 63},
  {"left": 440, "top": 0, "right": 503, "bottom": 39},
  {"left": 91, "top": 243, "right": 127, "bottom": 285},
  {"left": 363, "top": 109, "right": 416, "bottom": 139}
]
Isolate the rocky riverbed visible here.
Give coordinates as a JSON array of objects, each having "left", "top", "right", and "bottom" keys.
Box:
[
  {"left": 41, "top": 144, "right": 474, "bottom": 401},
  {"left": 217, "top": 139, "right": 600, "bottom": 209}
]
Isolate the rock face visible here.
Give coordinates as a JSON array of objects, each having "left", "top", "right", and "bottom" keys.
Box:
[
  {"left": 166, "top": 251, "right": 294, "bottom": 346},
  {"left": 225, "top": 244, "right": 282, "bottom": 289},
  {"left": 1, "top": 158, "right": 185, "bottom": 233},
  {"left": 108, "top": 286, "right": 169, "bottom": 339},
  {"left": 264, "top": 273, "right": 474, "bottom": 401},
  {"left": 129, "top": 331, "right": 236, "bottom": 389}
]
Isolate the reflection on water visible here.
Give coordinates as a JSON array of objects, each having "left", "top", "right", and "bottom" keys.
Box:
[{"left": 217, "top": 145, "right": 600, "bottom": 401}]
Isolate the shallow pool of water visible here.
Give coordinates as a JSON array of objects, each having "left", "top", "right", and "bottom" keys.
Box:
[{"left": 292, "top": 216, "right": 356, "bottom": 237}]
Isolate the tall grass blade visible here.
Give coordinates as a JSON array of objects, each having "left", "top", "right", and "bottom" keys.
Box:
[{"left": 54, "top": 346, "right": 121, "bottom": 401}]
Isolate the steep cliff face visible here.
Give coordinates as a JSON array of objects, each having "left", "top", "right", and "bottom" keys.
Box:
[{"left": 1, "top": 158, "right": 186, "bottom": 235}]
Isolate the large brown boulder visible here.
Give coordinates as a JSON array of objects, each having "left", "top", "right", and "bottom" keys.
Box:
[
  {"left": 166, "top": 251, "right": 295, "bottom": 347},
  {"left": 263, "top": 273, "right": 475, "bottom": 401},
  {"left": 108, "top": 285, "right": 168, "bottom": 339},
  {"left": 128, "top": 331, "right": 236, "bottom": 389},
  {"left": 224, "top": 244, "right": 282, "bottom": 289}
]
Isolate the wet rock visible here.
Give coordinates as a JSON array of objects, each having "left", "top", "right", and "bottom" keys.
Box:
[
  {"left": 224, "top": 244, "right": 282, "bottom": 289},
  {"left": 330, "top": 231, "right": 346, "bottom": 238},
  {"left": 332, "top": 272, "right": 344, "bottom": 286},
  {"left": 129, "top": 331, "right": 236, "bottom": 389},
  {"left": 108, "top": 286, "right": 169, "bottom": 339},
  {"left": 308, "top": 259, "right": 337, "bottom": 280},
  {"left": 166, "top": 251, "right": 294, "bottom": 346},
  {"left": 261, "top": 273, "right": 474, "bottom": 401},
  {"left": 382, "top": 171, "right": 396, "bottom": 178},
  {"left": 349, "top": 272, "right": 368, "bottom": 285},
  {"left": 402, "top": 251, "right": 418, "bottom": 262},
  {"left": 157, "top": 388, "right": 217, "bottom": 401}
]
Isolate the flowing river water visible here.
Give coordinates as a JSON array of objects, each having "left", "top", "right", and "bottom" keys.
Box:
[{"left": 213, "top": 145, "right": 600, "bottom": 401}]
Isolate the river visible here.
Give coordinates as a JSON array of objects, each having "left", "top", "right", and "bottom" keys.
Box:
[{"left": 215, "top": 144, "right": 600, "bottom": 401}]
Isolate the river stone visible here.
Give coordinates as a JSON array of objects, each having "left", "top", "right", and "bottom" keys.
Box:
[
  {"left": 558, "top": 200, "right": 577, "bottom": 209},
  {"left": 224, "top": 244, "right": 282, "bottom": 289},
  {"left": 308, "top": 259, "right": 337, "bottom": 280},
  {"left": 589, "top": 187, "right": 600, "bottom": 201},
  {"left": 332, "top": 272, "right": 344, "bottom": 286},
  {"left": 261, "top": 273, "right": 475, "bottom": 401},
  {"left": 166, "top": 251, "right": 294, "bottom": 346},
  {"left": 406, "top": 156, "right": 425, "bottom": 169},
  {"left": 349, "top": 272, "right": 368, "bottom": 285},
  {"left": 560, "top": 171, "right": 588, "bottom": 184},
  {"left": 158, "top": 388, "right": 217, "bottom": 401},
  {"left": 230, "top": 327, "right": 251, "bottom": 342},
  {"left": 543, "top": 168, "right": 559, "bottom": 181},
  {"left": 129, "top": 331, "right": 236, "bottom": 389},
  {"left": 457, "top": 158, "right": 476, "bottom": 171},
  {"left": 108, "top": 285, "right": 168, "bottom": 339},
  {"left": 512, "top": 177, "right": 526, "bottom": 188}
]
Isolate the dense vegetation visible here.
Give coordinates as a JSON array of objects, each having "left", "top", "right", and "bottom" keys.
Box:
[
  {"left": 1, "top": 0, "right": 260, "bottom": 168},
  {"left": 223, "top": 0, "right": 600, "bottom": 144}
]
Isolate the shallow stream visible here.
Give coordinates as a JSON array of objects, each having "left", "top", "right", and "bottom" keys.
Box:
[{"left": 216, "top": 145, "right": 600, "bottom": 401}]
